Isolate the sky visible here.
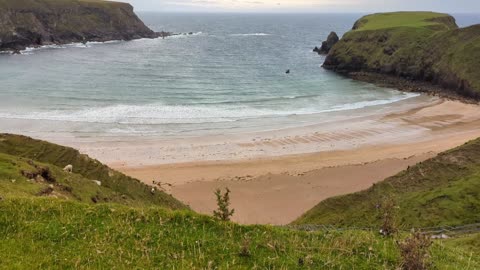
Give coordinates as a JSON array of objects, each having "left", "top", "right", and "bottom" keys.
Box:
[{"left": 123, "top": 0, "right": 480, "bottom": 13}]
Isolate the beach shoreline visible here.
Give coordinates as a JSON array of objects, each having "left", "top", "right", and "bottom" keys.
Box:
[
  {"left": 7, "top": 95, "right": 480, "bottom": 225},
  {"left": 105, "top": 97, "right": 480, "bottom": 225}
]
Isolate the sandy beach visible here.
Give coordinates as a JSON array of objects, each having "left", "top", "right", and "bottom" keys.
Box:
[{"left": 41, "top": 96, "right": 480, "bottom": 225}]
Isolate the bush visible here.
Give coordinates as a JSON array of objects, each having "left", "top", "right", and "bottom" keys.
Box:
[
  {"left": 378, "top": 196, "right": 398, "bottom": 236},
  {"left": 398, "top": 230, "right": 433, "bottom": 270},
  {"left": 213, "top": 188, "right": 234, "bottom": 221}
]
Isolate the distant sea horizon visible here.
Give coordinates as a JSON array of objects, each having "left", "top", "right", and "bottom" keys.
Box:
[{"left": 0, "top": 13, "right": 478, "bottom": 140}]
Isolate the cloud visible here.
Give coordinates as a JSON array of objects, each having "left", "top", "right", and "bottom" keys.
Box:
[
  {"left": 126, "top": 0, "right": 480, "bottom": 13},
  {"left": 166, "top": 0, "right": 356, "bottom": 11}
]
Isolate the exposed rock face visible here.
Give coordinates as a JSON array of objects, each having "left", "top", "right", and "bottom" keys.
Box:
[
  {"left": 314, "top": 32, "right": 339, "bottom": 54},
  {"left": 0, "top": 0, "right": 159, "bottom": 52},
  {"left": 322, "top": 12, "right": 480, "bottom": 99}
]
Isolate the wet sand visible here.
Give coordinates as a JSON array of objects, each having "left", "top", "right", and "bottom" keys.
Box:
[
  {"left": 116, "top": 98, "right": 480, "bottom": 225},
  {"left": 35, "top": 97, "right": 480, "bottom": 225}
]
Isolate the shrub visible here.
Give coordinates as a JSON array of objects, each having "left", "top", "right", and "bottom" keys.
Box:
[
  {"left": 213, "top": 188, "right": 234, "bottom": 221},
  {"left": 378, "top": 196, "right": 398, "bottom": 236},
  {"left": 398, "top": 230, "right": 433, "bottom": 270},
  {"left": 238, "top": 236, "right": 251, "bottom": 257}
]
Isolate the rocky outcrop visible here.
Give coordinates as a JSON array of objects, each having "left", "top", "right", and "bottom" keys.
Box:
[
  {"left": 314, "top": 32, "right": 339, "bottom": 54},
  {"left": 0, "top": 0, "right": 160, "bottom": 52},
  {"left": 322, "top": 12, "right": 480, "bottom": 99}
]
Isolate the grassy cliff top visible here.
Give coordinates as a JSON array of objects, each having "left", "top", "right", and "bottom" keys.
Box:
[
  {"left": 0, "top": 0, "right": 129, "bottom": 9},
  {"left": 324, "top": 11, "right": 479, "bottom": 97},
  {"left": 353, "top": 12, "right": 458, "bottom": 31},
  {"left": 293, "top": 137, "right": 480, "bottom": 228},
  {"left": 0, "top": 134, "right": 186, "bottom": 210}
]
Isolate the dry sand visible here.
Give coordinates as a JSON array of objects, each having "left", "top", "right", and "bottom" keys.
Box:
[{"left": 66, "top": 97, "right": 480, "bottom": 225}]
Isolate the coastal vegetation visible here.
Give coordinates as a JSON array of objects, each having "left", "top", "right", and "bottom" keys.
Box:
[
  {"left": 0, "top": 134, "right": 185, "bottom": 209},
  {"left": 294, "top": 137, "right": 480, "bottom": 229},
  {"left": 213, "top": 188, "right": 235, "bottom": 221},
  {"left": 1, "top": 199, "right": 478, "bottom": 268},
  {"left": 323, "top": 12, "right": 480, "bottom": 99},
  {"left": 0, "top": 134, "right": 477, "bottom": 268},
  {"left": 0, "top": 133, "right": 478, "bottom": 268}
]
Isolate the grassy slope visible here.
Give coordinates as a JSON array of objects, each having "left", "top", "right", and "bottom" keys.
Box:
[
  {"left": 294, "top": 138, "right": 480, "bottom": 228},
  {"left": 324, "top": 12, "right": 480, "bottom": 97},
  {"left": 0, "top": 198, "right": 477, "bottom": 269},
  {"left": 0, "top": 134, "right": 477, "bottom": 268},
  {"left": 444, "top": 234, "right": 480, "bottom": 255},
  {"left": 352, "top": 12, "right": 454, "bottom": 31},
  {"left": 0, "top": 134, "right": 186, "bottom": 209},
  {"left": 0, "top": 0, "right": 125, "bottom": 9}
]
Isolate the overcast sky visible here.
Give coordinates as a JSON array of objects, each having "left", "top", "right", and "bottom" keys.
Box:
[{"left": 123, "top": 0, "right": 480, "bottom": 13}]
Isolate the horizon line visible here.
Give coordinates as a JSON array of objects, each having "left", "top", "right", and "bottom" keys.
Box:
[{"left": 134, "top": 10, "right": 480, "bottom": 15}]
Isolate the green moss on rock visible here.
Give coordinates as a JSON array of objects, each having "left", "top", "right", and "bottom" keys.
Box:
[{"left": 324, "top": 12, "right": 480, "bottom": 99}]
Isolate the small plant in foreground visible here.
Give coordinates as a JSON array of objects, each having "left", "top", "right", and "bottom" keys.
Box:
[
  {"left": 238, "top": 236, "right": 251, "bottom": 257},
  {"left": 213, "top": 188, "right": 234, "bottom": 221},
  {"left": 377, "top": 196, "right": 398, "bottom": 236},
  {"left": 398, "top": 230, "right": 433, "bottom": 270}
]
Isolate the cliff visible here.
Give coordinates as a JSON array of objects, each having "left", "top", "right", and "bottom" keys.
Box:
[
  {"left": 0, "top": 0, "right": 158, "bottom": 52},
  {"left": 323, "top": 12, "right": 480, "bottom": 99}
]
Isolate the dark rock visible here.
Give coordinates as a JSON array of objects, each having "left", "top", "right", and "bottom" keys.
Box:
[
  {"left": 0, "top": 0, "right": 161, "bottom": 52},
  {"left": 314, "top": 32, "right": 339, "bottom": 54},
  {"left": 37, "top": 186, "right": 54, "bottom": 196},
  {"left": 20, "top": 165, "right": 56, "bottom": 183},
  {"left": 91, "top": 196, "right": 99, "bottom": 203},
  {"left": 157, "top": 31, "right": 173, "bottom": 39},
  {"left": 383, "top": 46, "right": 396, "bottom": 56}
]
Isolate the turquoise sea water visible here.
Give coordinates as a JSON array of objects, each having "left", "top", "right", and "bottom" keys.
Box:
[{"left": 0, "top": 13, "right": 478, "bottom": 138}]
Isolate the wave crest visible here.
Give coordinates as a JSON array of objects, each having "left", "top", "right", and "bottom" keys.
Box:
[
  {"left": 0, "top": 93, "right": 419, "bottom": 125},
  {"left": 230, "top": 33, "right": 271, "bottom": 37}
]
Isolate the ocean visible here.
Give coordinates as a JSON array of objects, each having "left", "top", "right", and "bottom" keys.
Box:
[{"left": 0, "top": 13, "right": 478, "bottom": 139}]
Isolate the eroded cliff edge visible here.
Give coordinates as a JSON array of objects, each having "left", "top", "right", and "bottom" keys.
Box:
[
  {"left": 323, "top": 12, "right": 480, "bottom": 99},
  {"left": 0, "top": 0, "right": 158, "bottom": 52}
]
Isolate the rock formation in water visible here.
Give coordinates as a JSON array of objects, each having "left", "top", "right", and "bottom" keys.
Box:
[
  {"left": 313, "top": 31, "right": 339, "bottom": 54},
  {"left": 0, "top": 0, "right": 163, "bottom": 52},
  {"left": 321, "top": 12, "right": 480, "bottom": 99}
]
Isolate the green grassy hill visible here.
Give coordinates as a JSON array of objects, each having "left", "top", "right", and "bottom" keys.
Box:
[
  {"left": 293, "top": 138, "right": 480, "bottom": 228},
  {"left": 0, "top": 134, "right": 185, "bottom": 209},
  {"left": 0, "top": 134, "right": 478, "bottom": 268},
  {"left": 351, "top": 12, "right": 457, "bottom": 31},
  {"left": 0, "top": 198, "right": 477, "bottom": 269},
  {"left": 323, "top": 12, "right": 480, "bottom": 98}
]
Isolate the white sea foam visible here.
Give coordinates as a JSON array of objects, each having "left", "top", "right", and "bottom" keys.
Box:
[
  {"left": 0, "top": 93, "right": 419, "bottom": 126},
  {"left": 0, "top": 104, "right": 275, "bottom": 124},
  {"left": 323, "top": 92, "right": 420, "bottom": 113},
  {"left": 14, "top": 32, "right": 202, "bottom": 55},
  {"left": 18, "top": 40, "right": 124, "bottom": 54},
  {"left": 230, "top": 33, "right": 271, "bottom": 37},
  {"left": 167, "top": 32, "right": 205, "bottom": 39}
]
